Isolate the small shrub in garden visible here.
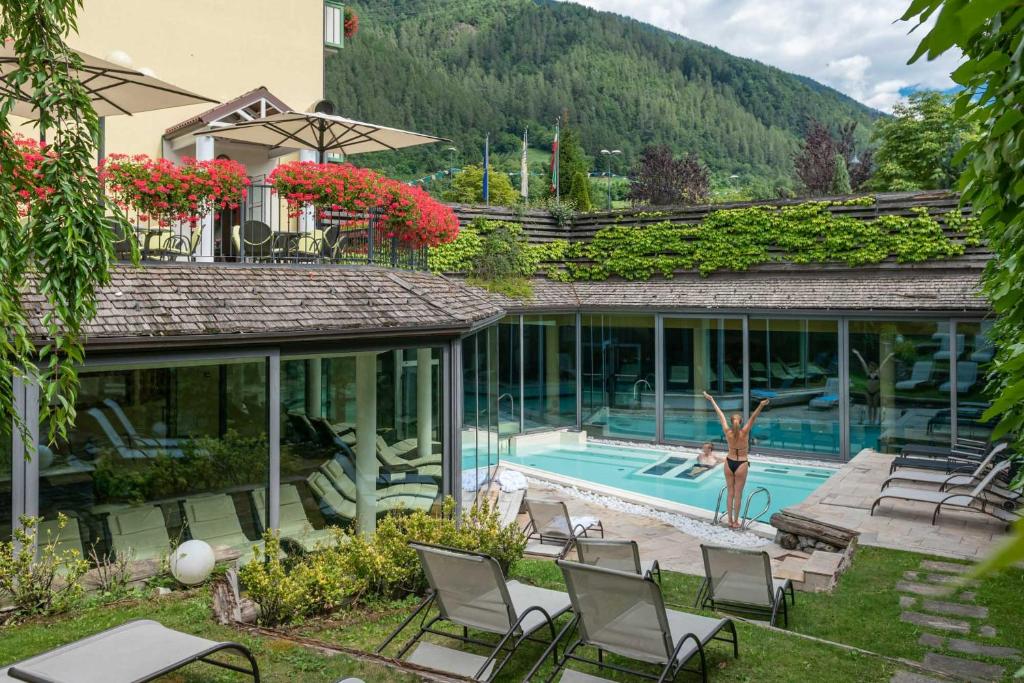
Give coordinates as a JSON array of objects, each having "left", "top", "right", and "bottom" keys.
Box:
[
  {"left": 0, "top": 515, "right": 88, "bottom": 619},
  {"left": 239, "top": 532, "right": 309, "bottom": 626}
]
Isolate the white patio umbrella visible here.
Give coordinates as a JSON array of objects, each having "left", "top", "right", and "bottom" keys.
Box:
[{"left": 202, "top": 111, "right": 449, "bottom": 160}]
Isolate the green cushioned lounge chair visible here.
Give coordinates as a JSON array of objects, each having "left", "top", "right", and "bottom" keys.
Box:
[
  {"left": 182, "top": 494, "right": 263, "bottom": 565},
  {"left": 104, "top": 505, "right": 171, "bottom": 562},
  {"left": 251, "top": 485, "right": 337, "bottom": 552}
]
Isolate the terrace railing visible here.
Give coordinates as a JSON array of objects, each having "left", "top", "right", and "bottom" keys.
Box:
[{"left": 109, "top": 183, "right": 428, "bottom": 270}]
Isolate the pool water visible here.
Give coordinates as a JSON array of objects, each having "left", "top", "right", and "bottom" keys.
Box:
[{"left": 508, "top": 441, "right": 833, "bottom": 518}]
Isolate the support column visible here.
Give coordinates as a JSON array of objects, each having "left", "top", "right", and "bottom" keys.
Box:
[
  {"left": 195, "top": 135, "right": 215, "bottom": 262},
  {"left": 355, "top": 352, "right": 378, "bottom": 536},
  {"left": 417, "top": 348, "right": 433, "bottom": 460},
  {"left": 306, "top": 359, "right": 322, "bottom": 418},
  {"left": 545, "top": 323, "right": 560, "bottom": 420},
  {"left": 299, "top": 149, "right": 318, "bottom": 234},
  {"left": 879, "top": 324, "right": 897, "bottom": 427}
]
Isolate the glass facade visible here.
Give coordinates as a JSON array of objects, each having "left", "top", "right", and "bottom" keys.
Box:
[
  {"left": 1, "top": 434, "right": 10, "bottom": 541},
  {"left": 462, "top": 327, "right": 500, "bottom": 485},
  {"left": 956, "top": 321, "right": 996, "bottom": 441},
  {"left": 749, "top": 319, "right": 840, "bottom": 457},
  {"left": 523, "top": 314, "right": 577, "bottom": 431},
  {"left": 582, "top": 314, "right": 656, "bottom": 440}
]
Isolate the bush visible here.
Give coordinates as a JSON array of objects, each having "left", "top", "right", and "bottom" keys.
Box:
[
  {"left": 239, "top": 532, "right": 310, "bottom": 626},
  {"left": 0, "top": 515, "right": 88, "bottom": 619}
]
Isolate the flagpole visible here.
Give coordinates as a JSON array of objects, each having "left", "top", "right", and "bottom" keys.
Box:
[
  {"left": 483, "top": 132, "right": 490, "bottom": 207},
  {"left": 555, "top": 117, "right": 561, "bottom": 202}
]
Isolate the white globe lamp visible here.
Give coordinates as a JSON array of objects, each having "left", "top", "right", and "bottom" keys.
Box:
[{"left": 170, "top": 540, "right": 216, "bottom": 586}]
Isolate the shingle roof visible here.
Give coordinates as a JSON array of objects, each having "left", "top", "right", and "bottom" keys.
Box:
[
  {"left": 164, "top": 86, "right": 291, "bottom": 137},
  {"left": 470, "top": 264, "right": 987, "bottom": 314},
  {"left": 24, "top": 265, "right": 502, "bottom": 348}
]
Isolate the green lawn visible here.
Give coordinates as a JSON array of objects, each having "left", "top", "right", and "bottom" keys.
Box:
[{"left": 2, "top": 546, "right": 1022, "bottom": 682}]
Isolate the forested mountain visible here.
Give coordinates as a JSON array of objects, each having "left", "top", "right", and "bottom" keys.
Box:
[{"left": 327, "top": 0, "right": 880, "bottom": 189}]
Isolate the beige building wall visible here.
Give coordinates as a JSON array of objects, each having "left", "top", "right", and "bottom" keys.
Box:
[{"left": 15, "top": 0, "right": 324, "bottom": 157}]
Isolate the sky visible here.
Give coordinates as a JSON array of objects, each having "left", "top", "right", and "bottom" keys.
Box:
[{"left": 565, "top": 0, "right": 962, "bottom": 113}]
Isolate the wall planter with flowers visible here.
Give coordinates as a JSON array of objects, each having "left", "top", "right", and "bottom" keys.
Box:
[{"left": 99, "top": 155, "right": 249, "bottom": 259}]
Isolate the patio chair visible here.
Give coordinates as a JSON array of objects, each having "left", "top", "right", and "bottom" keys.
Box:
[
  {"left": 694, "top": 545, "right": 795, "bottom": 627},
  {"left": 102, "top": 399, "right": 179, "bottom": 449},
  {"left": 103, "top": 215, "right": 135, "bottom": 261},
  {"left": 232, "top": 220, "right": 275, "bottom": 261},
  {"left": 523, "top": 498, "right": 603, "bottom": 559},
  {"left": 307, "top": 471, "right": 356, "bottom": 523},
  {"left": 103, "top": 505, "right": 171, "bottom": 562},
  {"left": 894, "top": 361, "right": 934, "bottom": 391},
  {"left": 182, "top": 493, "right": 263, "bottom": 564},
  {"left": 251, "top": 485, "right": 336, "bottom": 552},
  {"left": 870, "top": 460, "right": 1020, "bottom": 527},
  {"left": 376, "top": 542, "right": 571, "bottom": 681},
  {"left": 808, "top": 377, "right": 840, "bottom": 409},
  {"left": 83, "top": 408, "right": 182, "bottom": 460},
  {"left": 939, "top": 361, "right": 979, "bottom": 393},
  {"left": 574, "top": 537, "right": 661, "bottom": 583},
  {"left": 309, "top": 415, "right": 358, "bottom": 449},
  {"left": 882, "top": 443, "right": 1009, "bottom": 493},
  {"left": 538, "top": 559, "right": 738, "bottom": 683},
  {"left": 0, "top": 619, "right": 259, "bottom": 682}
]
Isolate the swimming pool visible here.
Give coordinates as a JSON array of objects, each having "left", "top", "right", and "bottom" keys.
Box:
[{"left": 506, "top": 441, "right": 834, "bottom": 519}]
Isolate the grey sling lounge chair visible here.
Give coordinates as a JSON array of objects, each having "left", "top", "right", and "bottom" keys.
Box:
[
  {"left": 377, "top": 542, "right": 571, "bottom": 681},
  {"left": 881, "top": 443, "right": 1010, "bottom": 494},
  {"left": 534, "top": 560, "right": 738, "bottom": 683},
  {"left": 574, "top": 537, "right": 661, "bottom": 583},
  {"left": 0, "top": 619, "right": 259, "bottom": 682},
  {"left": 523, "top": 498, "right": 604, "bottom": 559},
  {"left": 694, "top": 545, "right": 795, "bottom": 627},
  {"left": 871, "top": 460, "right": 1020, "bottom": 527}
]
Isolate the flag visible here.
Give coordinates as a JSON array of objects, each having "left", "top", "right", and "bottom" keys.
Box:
[
  {"left": 550, "top": 119, "right": 560, "bottom": 198},
  {"left": 520, "top": 128, "right": 529, "bottom": 199},
  {"left": 483, "top": 133, "right": 490, "bottom": 206}
]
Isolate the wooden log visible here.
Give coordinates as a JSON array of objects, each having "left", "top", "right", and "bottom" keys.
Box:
[{"left": 770, "top": 508, "right": 859, "bottom": 549}]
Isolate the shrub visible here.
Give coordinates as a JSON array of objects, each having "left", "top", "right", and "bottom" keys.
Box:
[
  {"left": 239, "top": 532, "right": 309, "bottom": 626},
  {"left": 0, "top": 515, "right": 88, "bottom": 618}
]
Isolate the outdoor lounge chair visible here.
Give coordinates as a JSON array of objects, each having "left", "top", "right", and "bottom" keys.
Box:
[
  {"left": 182, "top": 494, "right": 263, "bottom": 563},
  {"left": 102, "top": 399, "right": 179, "bottom": 449},
  {"left": 940, "top": 361, "right": 979, "bottom": 393},
  {"left": 894, "top": 361, "right": 934, "bottom": 391},
  {"left": 523, "top": 498, "right": 603, "bottom": 559},
  {"left": 933, "top": 333, "right": 965, "bottom": 361},
  {"left": 574, "top": 537, "right": 661, "bottom": 583},
  {"left": 536, "top": 559, "right": 738, "bottom": 683},
  {"left": 882, "top": 443, "right": 1010, "bottom": 493},
  {"left": 694, "top": 545, "right": 795, "bottom": 627},
  {"left": 0, "top": 619, "right": 259, "bottom": 682},
  {"left": 376, "top": 542, "right": 571, "bottom": 681},
  {"left": 870, "top": 460, "right": 1020, "bottom": 527},
  {"left": 889, "top": 438, "right": 995, "bottom": 474},
  {"left": 251, "top": 485, "right": 336, "bottom": 552},
  {"left": 103, "top": 505, "right": 171, "bottom": 562}
]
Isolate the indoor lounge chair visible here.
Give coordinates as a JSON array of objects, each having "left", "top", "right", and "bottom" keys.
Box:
[
  {"left": 374, "top": 435, "right": 442, "bottom": 478},
  {"left": 808, "top": 377, "right": 840, "bottom": 409},
  {"left": 523, "top": 498, "right": 603, "bottom": 559},
  {"left": 307, "top": 471, "right": 356, "bottom": 523},
  {"left": 0, "top": 619, "right": 259, "bottom": 682},
  {"left": 103, "top": 505, "right": 171, "bottom": 562},
  {"left": 940, "top": 361, "right": 979, "bottom": 393},
  {"left": 309, "top": 415, "right": 358, "bottom": 450},
  {"left": 376, "top": 542, "right": 571, "bottom": 681},
  {"left": 535, "top": 559, "right": 738, "bottom": 683},
  {"left": 871, "top": 460, "right": 1020, "bottom": 527},
  {"left": 321, "top": 457, "right": 439, "bottom": 502},
  {"left": 83, "top": 408, "right": 182, "bottom": 460},
  {"left": 102, "top": 399, "right": 180, "bottom": 449},
  {"left": 694, "top": 545, "right": 795, "bottom": 627},
  {"left": 894, "top": 361, "right": 934, "bottom": 391},
  {"left": 574, "top": 537, "right": 661, "bottom": 583},
  {"left": 286, "top": 411, "right": 321, "bottom": 445},
  {"left": 251, "top": 485, "right": 336, "bottom": 552},
  {"left": 182, "top": 494, "right": 262, "bottom": 564}
]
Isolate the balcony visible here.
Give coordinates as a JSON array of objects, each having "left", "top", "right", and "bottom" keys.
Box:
[{"left": 109, "top": 183, "right": 428, "bottom": 270}]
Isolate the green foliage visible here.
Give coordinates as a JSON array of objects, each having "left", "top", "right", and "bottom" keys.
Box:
[
  {"left": 328, "top": 0, "right": 878, "bottom": 186},
  {"left": 0, "top": 514, "right": 88, "bottom": 619},
  {"left": 554, "top": 125, "right": 591, "bottom": 212},
  {"left": 443, "top": 164, "right": 518, "bottom": 207},
  {"left": 568, "top": 170, "right": 592, "bottom": 212},
  {"left": 0, "top": 1, "right": 120, "bottom": 447},
  {"left": 868, "top": 91, "right": 978, "bottom": 191},
  {"left": 239, "top": 498, "right": 527, "bottom": 626},
  {"left": 832, "top": 154, "right": 852, "bottom": 194}
]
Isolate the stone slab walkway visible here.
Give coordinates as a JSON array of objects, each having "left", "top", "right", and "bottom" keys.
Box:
[{"left": 792, "top": 450, "right": 1010, "bottom": 561}]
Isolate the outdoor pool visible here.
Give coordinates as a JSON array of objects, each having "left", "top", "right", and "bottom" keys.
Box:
[{"left": 505, "top": 441, "right": 834, "bottom": 518}]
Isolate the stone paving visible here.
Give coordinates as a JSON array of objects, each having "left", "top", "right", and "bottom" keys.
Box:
[{"left": 892, "top": 557, "right": 1019, "bottom": 683}]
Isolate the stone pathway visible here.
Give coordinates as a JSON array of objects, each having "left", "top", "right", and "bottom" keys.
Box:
[{"left": 892, "top": 558, "right": 1019, "bottom": 683}]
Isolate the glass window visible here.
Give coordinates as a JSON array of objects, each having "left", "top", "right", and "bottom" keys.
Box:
[
  {"left": 281, "top": 347, "right": 443, "bottom": 536},
  {"left": 462, "top": 328, "right": 500, "bottom": 503},
  {"left": 497, "top": 317, "right": 521, "bottom": 436},
  {"left": 849, "top": 320, "right": 951, "bottom": 455},
  {"left": 41, "top": 359, "right": 269, "bottom": 565},
  {"left": 1, "top": 433, "right": 10, "bottom": 542},
  {"left": 663, "top": 318, "right": 744, "bottom": 445},
  {"left": 956, "top": 321, "right": 995, "bottom": 442},
  {"left": 522, "top": 314, "right": 577, "bottom": 431},
  {"left": 748, "top": 319, "right": 840, "bottom": 457},
  {"left": 582, "top": 314, "right": 656, "bottom": 440}
]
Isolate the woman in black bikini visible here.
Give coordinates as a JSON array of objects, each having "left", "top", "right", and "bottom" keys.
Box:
[
  {"left": 852, "top": 349, "right": 895, "bottom": 424},
  {"left": 703, "top": 392, "right": 769, "bottom": 529}
]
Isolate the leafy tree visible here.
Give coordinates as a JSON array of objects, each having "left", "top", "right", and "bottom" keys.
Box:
[
  {"left": 443, "top": 164, "right": 518, "bottom": 206},
  {"left": 794, "top": 120, "right": 838, "bottom": 195},
  {"left": 868, "top": 91, "right": 977, "bottom": 191},
  {"left": 848, "top": 148, "right": 874, "bottom": 192},
  {"left": 552, "top": 123, "right": 591, "bottom": 210},
  {"left": 1, "top": 0, "right": 117, "bottom": 446},
  {"left": 628, "top": 146, "right": 710, "bottom": 206},
  {"left": 901, "top": 1, "right": 1023, "bottom": 574},
  {"left": 831, "top": 154, "right": 852, "bottom": 195}
]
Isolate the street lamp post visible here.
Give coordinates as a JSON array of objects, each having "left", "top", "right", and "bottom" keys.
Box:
[
  {"left": 445, "top": 146, "right": 458, "bottom": 180},
  {"left": 600, "top": 149, "right": 622, "bottom": 210}
]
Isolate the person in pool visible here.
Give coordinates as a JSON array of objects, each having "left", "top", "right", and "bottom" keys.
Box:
[
  {"left": 686, "top": 442, "right": 722, "bottom": 477},
  {"left": 703, "top": 392, "right": 770, "bottom": 529}
]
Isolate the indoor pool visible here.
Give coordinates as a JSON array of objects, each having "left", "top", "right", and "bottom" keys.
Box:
[{"left": 507, "top": 441, "right": 834, "bottom": 518}]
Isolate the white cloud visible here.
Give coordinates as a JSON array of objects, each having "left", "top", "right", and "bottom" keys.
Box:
[{"left": 562, "top": 0, "right": 961, "bottom": 112}]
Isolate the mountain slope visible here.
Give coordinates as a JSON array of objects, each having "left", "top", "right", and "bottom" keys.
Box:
[{"left": 327, "top": 0, "right": 880, "bottom": 185}]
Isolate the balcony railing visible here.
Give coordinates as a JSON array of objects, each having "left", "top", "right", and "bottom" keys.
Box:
[{"left": 108, "top": 184, "right": 428, "bottom": 270}]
